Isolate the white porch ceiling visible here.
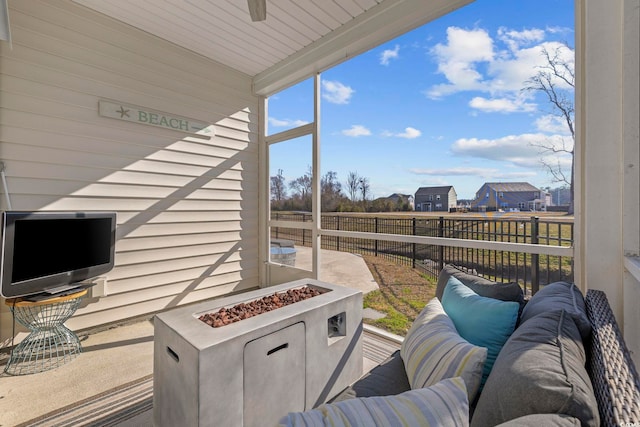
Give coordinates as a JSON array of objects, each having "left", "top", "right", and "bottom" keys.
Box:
[{"left": 72, "top": 0, "right": 474, "bottom": 95}]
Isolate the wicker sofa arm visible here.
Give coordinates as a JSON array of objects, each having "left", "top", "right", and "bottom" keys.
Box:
[{"left": 585, "top": 289, "right": 640, "bottom": 426}]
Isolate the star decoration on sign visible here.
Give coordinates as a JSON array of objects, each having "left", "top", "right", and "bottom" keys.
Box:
[{"left": 116, "top": 106, "right": 130, "bottom": 118}]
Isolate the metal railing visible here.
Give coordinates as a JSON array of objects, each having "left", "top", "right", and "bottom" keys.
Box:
[{"left": 270, "top": 213, "right": 574, "bottom": 296}]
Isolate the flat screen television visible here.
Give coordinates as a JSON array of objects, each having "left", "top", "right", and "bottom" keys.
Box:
[{"left": 0, "top": 211, "right": 116, "bottom": 299}]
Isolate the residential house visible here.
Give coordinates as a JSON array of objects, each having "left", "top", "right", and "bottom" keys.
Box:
[
  {"left": 471, "top": 182, "right": 547, "bottom": 212},
  {"left": 415, "top": 186, "right": 457, "bottom": 212},
  {"left": 383, "top": 193, "right": 415, "bottom": 210},
  {"left": 0, "top": 0, "right": 637, "bottom": 369}
]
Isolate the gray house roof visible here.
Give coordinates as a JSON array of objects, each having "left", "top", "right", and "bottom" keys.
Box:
[
  {"left": 482, "top": 182, "right": 540, "bottom": 193},
  {"left": 415, "top": 186, "right": 454, "bottom": 196},
  {"left": 471, "top": 182, "right": 544, "bottom": 209}
]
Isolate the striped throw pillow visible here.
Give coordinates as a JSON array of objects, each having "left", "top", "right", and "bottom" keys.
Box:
[
  {"left": 400, "top": 297, "right": 487, "bottom": 403},
  {"left": 277, "top": 377, "right": 469, "bottom": 427}
]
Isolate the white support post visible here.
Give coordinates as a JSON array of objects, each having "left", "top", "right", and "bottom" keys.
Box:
[
  {"left": 312, "top": 73, "right": 321, "bottom": 279},
  {"left": 258, "top": 96, "right": 269, "bottom": 286}
]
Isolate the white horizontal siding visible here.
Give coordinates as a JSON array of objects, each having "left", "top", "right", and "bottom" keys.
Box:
[
  {"left": 70, "top": 276, "right": 260, "bottom": 329},
  {"left": 116, "top": 231, "right": 246, "bottom": 252},
  {"left": 0, "top": 0, "right": 260, "bottom": 342}
]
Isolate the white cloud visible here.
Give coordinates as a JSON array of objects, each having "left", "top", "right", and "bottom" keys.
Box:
[
  {"left": 535, "top": 114, "right": 571, "bottom": 135},
  {"left": 497, "top": 27, "right": 545, "bottom": 52},
  {"left": 398, "top": 127, "right": 422, "bottom": 139},
  {"left": 469, "top": 95, "right": 536, "bottom": 113},
  {"left": 451, "top": 133, "right": 573, "bottom": 169},
  {"left": 426, "top": 27, "right": 575, "bottom": 111},
  {"left": 342, "top": 125, "right": 371, "bottom": 137},
  {"left": 427, "top": 27, "right": 494, "bottom": 98},
  {"left": 409, "top": 166, "right": 537, "bottom": 180},
  {"left": 410, "top": 166, "right": 498, "bottom": 176},
  {"left": 488, "top": 46, "right": 547, "bottom": 91},
  {"left": 546, "top": 26, "right": 574, "bottom": 36},
  {"left": 489, "top": 41, "right": 573, "bottom": 92},
  {"left": 380, "top": 45, "right": 400, "bottom": 65},
  {"left": 269, "top": 117, "right": 309, "bottom": 127},
  {"left": 382, "top": 127, "right": 422, "bottom": 139},
  {"left": 322, "top": 80, "right": 354, "bottom": 104}
]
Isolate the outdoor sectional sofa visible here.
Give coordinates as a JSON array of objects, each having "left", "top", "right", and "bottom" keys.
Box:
[{"left": 279, "top": 265, "right": 640, "bottom": 426}]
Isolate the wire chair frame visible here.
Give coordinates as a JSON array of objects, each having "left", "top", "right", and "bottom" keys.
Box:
[{"left": 5, "top": 296, "right": 83, "bottom": 375}]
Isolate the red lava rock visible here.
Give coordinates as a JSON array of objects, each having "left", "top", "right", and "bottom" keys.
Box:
[{"left": 198, "top": 286, "right": 322, "bottom": 328}]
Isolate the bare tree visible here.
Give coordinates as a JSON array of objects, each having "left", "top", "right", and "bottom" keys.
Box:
[
  {"left": 524, "top": 42, "right": 575, "bottom": 213},
  {"left": 321, "top": 171, "right": 343, "bottom": 211},
  {"left": 321, "top": 171, "right": 341, "bottom": 195},
  {"left": 289, "top": 166, "right": 312, "bottom": 211},
  {"left": 346, "top": 171, "right": 361, "bottom": 202},
  {"left": 359, "top": 176, "right": 371, "bottom": 202},
  {"left": 270, "top": 169, "right": 287, "bottom": 205}
]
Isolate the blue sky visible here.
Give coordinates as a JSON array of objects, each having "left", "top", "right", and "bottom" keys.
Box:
[{"left": 268, "top": 0, "right": 575, "bottom": 201}]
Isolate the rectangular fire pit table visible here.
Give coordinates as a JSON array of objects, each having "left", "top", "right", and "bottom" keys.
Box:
[{"left": 153, "top": 279, "right": 363, "bottom": 427}]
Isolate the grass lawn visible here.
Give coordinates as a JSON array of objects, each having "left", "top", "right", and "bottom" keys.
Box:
[{"left": 362, "top": 255, "right": 436, "bottom": 336}]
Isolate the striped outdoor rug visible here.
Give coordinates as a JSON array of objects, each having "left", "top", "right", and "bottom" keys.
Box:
[
  {"left": 14, "top": 329, "right": 399, "bottom": 427},
  {"left": 17, "top": 374, "right": 153, "bottom": 427},
  {"left": 362, "top": 328, "right": 401, "bottom": 364}
]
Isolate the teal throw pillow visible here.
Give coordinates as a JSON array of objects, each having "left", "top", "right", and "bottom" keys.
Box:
[{"left": 441, "top": 276, "right": 519, "bottom": 386}]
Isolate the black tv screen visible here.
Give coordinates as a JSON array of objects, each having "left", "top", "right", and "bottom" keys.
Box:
[{"left": 1, "top": 211, "right": 116, "bottom": 298}]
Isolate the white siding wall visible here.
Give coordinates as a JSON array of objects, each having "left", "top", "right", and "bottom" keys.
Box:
[
  {"left": 0, "top": 0, "right": 259, "bottom": 343},
  {"left": 448, "top": 188, "right": 456, "bottom": 210},
  {"left": 576, "top": 0, "right": 640, "bottom": 366},
  {"left": 621, "top": 0, "right": 640, "bottom": 366}
]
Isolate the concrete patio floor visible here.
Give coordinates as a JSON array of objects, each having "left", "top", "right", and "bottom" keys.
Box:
[
  {"left": 0, "top": 249, "right": 387, "bottom": 426},
  {"left": 289, "top": 246, "right": 379, "bottom": 295}
]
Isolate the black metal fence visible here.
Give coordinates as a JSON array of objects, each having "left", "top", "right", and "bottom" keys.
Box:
[{"left": 271, "top": 213, "right": 574, "bottom": 296}]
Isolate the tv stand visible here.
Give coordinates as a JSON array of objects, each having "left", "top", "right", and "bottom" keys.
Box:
[
  {"left": 24, "top": 284, "right": 91, "bottom": 302},
  {"left": 43, "top": 283, "right": 84, "bottom": 295},
  {"left": 4, "top": 289, "right": 88, "bottom": 375}
]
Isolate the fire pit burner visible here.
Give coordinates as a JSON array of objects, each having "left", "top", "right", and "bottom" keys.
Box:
[{"left": 198, "top": 286, "right": 323, "bottom": 327}]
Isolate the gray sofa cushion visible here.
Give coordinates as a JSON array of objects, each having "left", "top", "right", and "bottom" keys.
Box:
[
  {"left": 471, "top": 310, "right": 599, "bottom": 427},
  {"left": 520, "top": 281, "right": 591, "bottom": 340},
  {"left": 329, "top": 350, "right": 410, "bottom": 402},
  {"left": 436, "top": 264, "right": 494, "bottom": 299},
  {"left": 436, "top": 264, "right": 525, "bottom": 311},
  {"left": 496, "top": 414, "right": 581, "bottom": 426}
]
